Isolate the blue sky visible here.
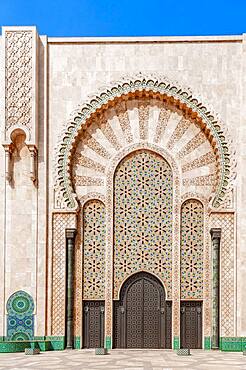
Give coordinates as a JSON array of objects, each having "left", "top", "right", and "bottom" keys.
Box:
[{"left": 1, "top": 0, "right": 246, "bottom": 37}]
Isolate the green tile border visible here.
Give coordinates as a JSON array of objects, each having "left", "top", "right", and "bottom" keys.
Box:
[
  {"left": 220, "top": 337, "right": 245, "bottom": 352},
  {"left": 105, "top": 336, "right": 112, "bottom": 350},
  {"left": 0, "top": 336, "right": 65, "bottom": 353},
  {"left": 1, "top": 335, "right": 246, "bottom": 352},
  {"left": 74, "top": 336, "right": 81, "bottom": 349},
  {"left": 173, "top": 336, "right": 180, "bottom": 350},
  {"left": 45, "top": 336, "right": 65, "bottom": 350},
  {"left": 0, "top": 341, "right": 30, "bottom": 353},
  {"left": 204, "top": 336, "right": 211, "bottom": 350},
  {"left": 242, "top": 337, "right": 246, "bottom": 351}
]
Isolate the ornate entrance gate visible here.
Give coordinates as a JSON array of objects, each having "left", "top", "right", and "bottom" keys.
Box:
[
  {"left": 83, "top": 301, "right": 105, "bottom": 348},
  {"left": 114, "top": 272, "right": 171, "bottom": 348},
  {"left": 180, "top": 301, "right": 202, "bottom": 349}
]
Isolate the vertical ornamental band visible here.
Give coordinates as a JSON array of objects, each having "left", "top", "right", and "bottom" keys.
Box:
[
  {"left": 65, "top": 228, "right": 77, "bottom": 349},
  {"left": 210, "top": 228, "right": 221, "bottom": 349}
]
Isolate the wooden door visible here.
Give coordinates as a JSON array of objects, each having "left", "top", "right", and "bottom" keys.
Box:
[
  {"left": 83, "top": 301, "right": 105, "bottom": 348},
  {"left": 180, "top": 301, "right": 202, "bottom": 349},
  {"left": 114, "top": 272, "right": 171, "bottom": 348}
]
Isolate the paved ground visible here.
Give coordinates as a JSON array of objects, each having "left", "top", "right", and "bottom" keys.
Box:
[{"left": 0, "top": 349, "right": 245, "bottom": 370}]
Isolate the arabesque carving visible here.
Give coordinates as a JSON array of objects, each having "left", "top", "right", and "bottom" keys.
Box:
[
  {"left": 55, "top": 74, "right": 235, "bottom": 210},
  {"left": 5, "top": 31, "right": 33, "bottom": 131}
]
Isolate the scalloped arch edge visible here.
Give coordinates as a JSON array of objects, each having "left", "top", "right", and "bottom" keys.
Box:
[{"left": 54, "top": 73, "right": 236, "bottom": 210}]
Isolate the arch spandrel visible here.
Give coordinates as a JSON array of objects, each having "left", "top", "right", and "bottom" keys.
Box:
[{"left": 55, "top": 74, "right": 235, "bottom": 210}]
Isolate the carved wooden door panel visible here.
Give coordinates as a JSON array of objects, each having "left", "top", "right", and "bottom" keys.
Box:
[
  {"left": 126, "top": 278, "right": 143, "bottom": 348},
  {"left": 83, "top": 301, "right": 105, "bottom": 348},
  {"left": 143, "top": 278, "right": 162, "bottom": 348},
  {"left": 180, "top": 301, "right": 202, "bottom": 349},
  {"left": 113, "top": 272, "right": 170, "bottom": 348}
]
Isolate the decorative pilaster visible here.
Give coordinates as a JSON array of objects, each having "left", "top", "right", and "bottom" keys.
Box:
[
  {"left": 3, "top": 27, "right": 38, "bottom": 142},
  {"left": 210, "top": 228, "right": 221, "bottom": 349},
  {"left": 105, "top": 176, "right": 113, "bottom": 349},
  {"left": 28, "top": 145, "right": 38, "bottom": 183},
  {"left": 3, "top": 27, "right": 39, "bottom": 183},
  {"left": 2, "top": 144, "right": 14, "bottom": 183},
  {"left": 65, "top": 228, "right": 77, "bottom": 349},
  {"left": 172, "top": 175, "right": 181, "bottom": 349}
]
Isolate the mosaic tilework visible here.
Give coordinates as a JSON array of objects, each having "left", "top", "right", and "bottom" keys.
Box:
[
  {"left": 6, "top": 291, "right": 34, "bottom": 340},
  {"left": 210, "top": 213, "right": 235, "bottom": 336},
  {"left": 113, "top": 150, "right": 173, "bottom": 299},
  {"left": 74, "top": 213, "right": 82, "bottom": 338},
  {"left": 52, "top": 213, "right": 76, "bottom": 336},
  {"left": 83, "top": 200, "right": 106, "bottom": 299},
  {"left": 180, "top": 199, "right": 204, "bottom": 299}
]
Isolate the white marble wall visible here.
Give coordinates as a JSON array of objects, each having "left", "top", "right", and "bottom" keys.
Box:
[
  {"left": 0, "top": 27, "right": 47, "bottom": 337},
  {"left": 0, "top": 35, "right": 6, "bottom": 337}
]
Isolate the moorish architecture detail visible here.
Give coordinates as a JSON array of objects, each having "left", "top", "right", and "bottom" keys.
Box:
[
  {"left": 181, "top": 199, "right": 204, "bottom": 299},
  {"left": 1, "top": 26, "right": 245, "bottom": 354},
  {"left": 51, "top": 213, "right": 76, "bottom": 336},
  {"left": 3, "top": 27, "right": 38, "bottom": 142},
  {"left": 210, "top": 213, "right": 235, "bottom": 337},
  {"left": 55, "top": 75, "right": 235, "bottom": 211},
  {"left": 114, "top": 150, "right": 173, "bottom": 298},
  {"left": 5, "top": 31, "right": 33, "bottom": 131},
  {"left": 6, "top": 291, "right": 34, "bottom": 340},
  {"left": 83, "top": 200, "right": 106, "bottom": 300}
]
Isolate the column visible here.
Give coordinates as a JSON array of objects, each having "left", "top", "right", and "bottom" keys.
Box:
[
  {"left": 65, "top": 228, "right": 77, "bottom": 349},
  {"left": 210, "top": 228, "right": 221, "bottom": 349}
]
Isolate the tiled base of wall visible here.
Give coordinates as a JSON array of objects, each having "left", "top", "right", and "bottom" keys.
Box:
[
  {"left": 173, "top": 336, "right": 180, "bottom": 349},
  {"left": 0, "top": 336, "right": 65, "bottom": 353},
  {"left": 105, "top": 336, "right": 112, "bottom": 350},
  {"left": 220, "top": 337, "right": 246, "bottom": 352},
  {"left": 74, "top": 336, "right": 81, "bottom": 349},
  {"left": 204, "top": 336, "right": 211, "bottom": 349},
  {"left": 1, "top": 335, "right": 246, "bottom": 353}
]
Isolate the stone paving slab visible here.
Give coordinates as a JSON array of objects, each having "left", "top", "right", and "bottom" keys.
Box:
[{"left": 0, "top": 349, "right": 246, "bottom": 370}]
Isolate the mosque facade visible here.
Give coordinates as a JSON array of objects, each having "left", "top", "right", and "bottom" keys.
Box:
[{"left": 0, "top": 26, "right": 246, "bottom": 352}]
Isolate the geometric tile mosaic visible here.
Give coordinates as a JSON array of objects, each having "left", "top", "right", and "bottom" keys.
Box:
[
  {"left": 83, "top": 200, "right": 106, "bottom": 299},
  {"left": 6, "top": 290, "right": 34, "bottom": 340},
  {"left": 52, "top": 213, "right": 75, "bottom": 335},
  {"left": 210, "top": 213, "right": 235, "bottom": 336},
  {"left": 180, "top": 199, "right": 204, "bottom": 299},
  {"left": 113, "top": 150, "right": 173, "bottom": 299}
]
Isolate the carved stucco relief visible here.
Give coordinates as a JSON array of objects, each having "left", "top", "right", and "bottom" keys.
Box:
[{"left": 51, "top": 77, "right": 236, "bottom": 343}]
